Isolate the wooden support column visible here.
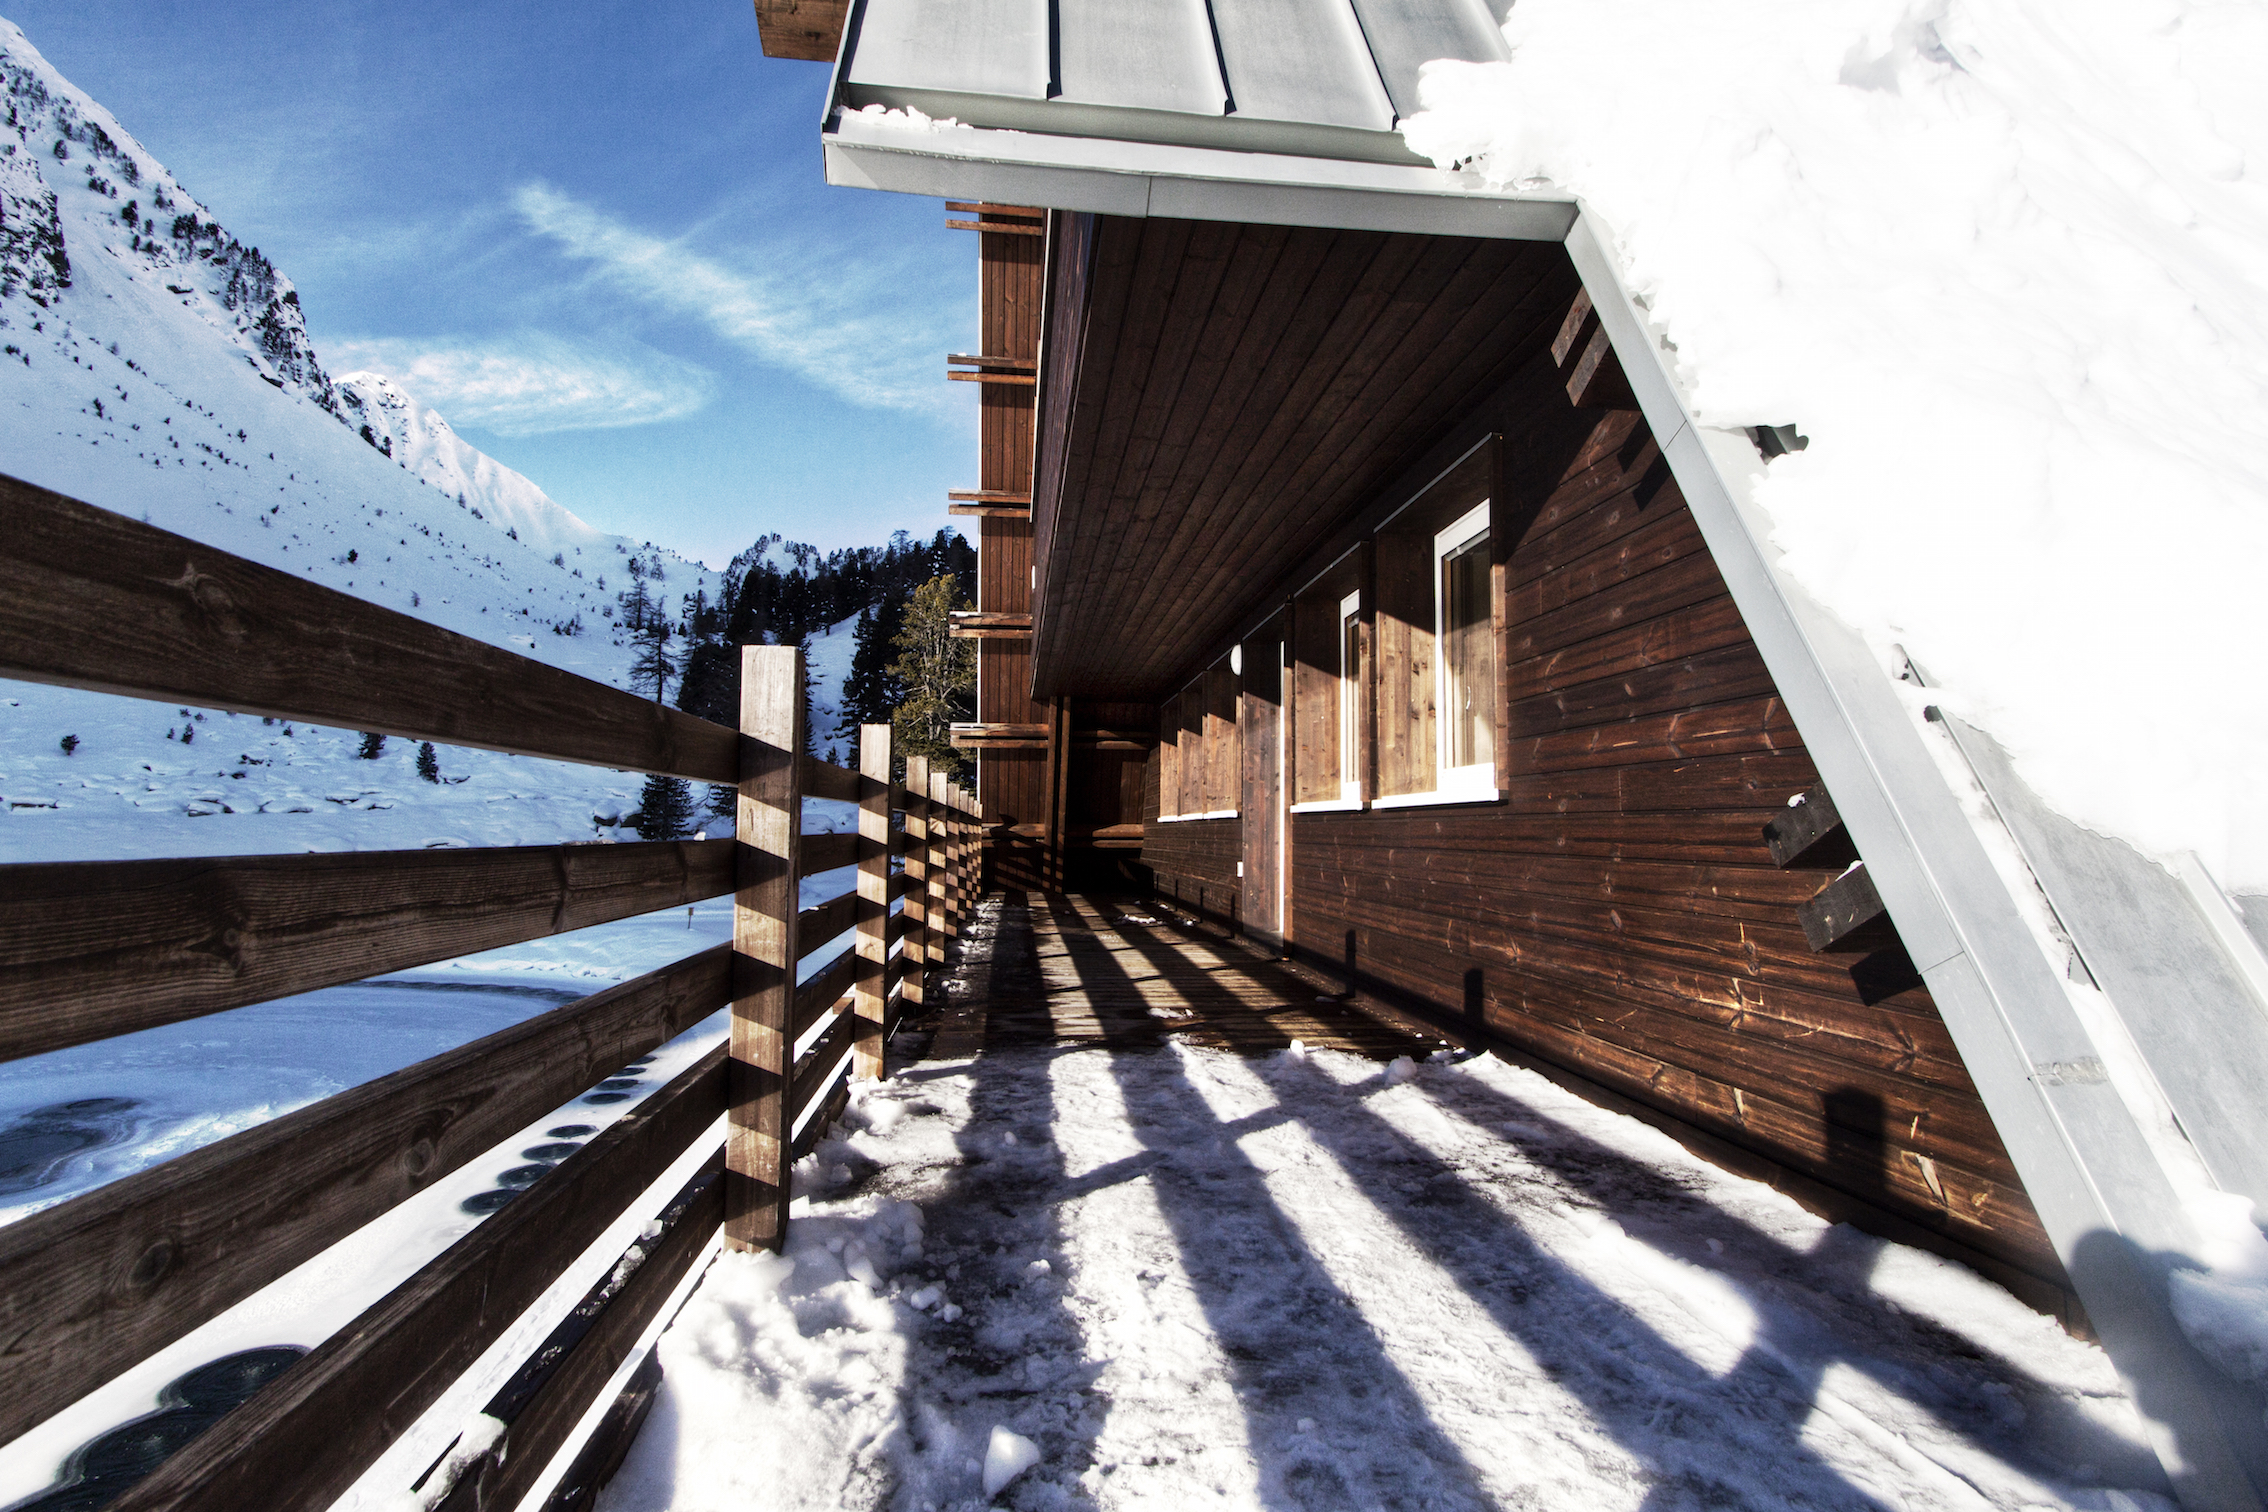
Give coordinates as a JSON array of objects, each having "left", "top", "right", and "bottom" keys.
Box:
[
  {"left": 854, "top": 724, "right": 891, "bottom": 1080},
  {"left": 727, "top": 644, "right": 801, "bottom": 1253},
  {"left": 901, "top": 754, "right": 930, "bottom": 1009}
]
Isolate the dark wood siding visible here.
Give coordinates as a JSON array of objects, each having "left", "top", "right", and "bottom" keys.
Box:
[
  {"left": 1145, "top": 816, "right": 1241, "bottom": 929},
  {"left": 1291, "top": 403, "right": 2058, "bottom": 1287}
]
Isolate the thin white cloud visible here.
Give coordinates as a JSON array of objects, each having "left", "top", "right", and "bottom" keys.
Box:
[
  {"left": 512, "top": 182, "right": 956, "bottom": 417},
  {"left": 324, "top": 332, "right": 714, "bottom": 436}
]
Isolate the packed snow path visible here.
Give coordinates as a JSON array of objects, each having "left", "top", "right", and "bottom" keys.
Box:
[{"left": 601, "top": 898, "right": 2166, "bottom": 1512}]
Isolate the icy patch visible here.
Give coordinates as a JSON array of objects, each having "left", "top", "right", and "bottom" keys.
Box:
[{"left": 981, "top": 1426, "right": 1040, "bottom": 1497}]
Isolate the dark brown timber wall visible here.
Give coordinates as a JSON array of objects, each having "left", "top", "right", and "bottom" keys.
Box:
[
  {"left": 1144, "top": 817, "right": 1241, "bottom": 929},
  {"left": 1290, "top": 404, "right": 2063, "bottom": 1293}
]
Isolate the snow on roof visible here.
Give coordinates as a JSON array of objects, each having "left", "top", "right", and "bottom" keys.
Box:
[{"left": 1399, "top": 0, "right": 2268, "bottom": 891}]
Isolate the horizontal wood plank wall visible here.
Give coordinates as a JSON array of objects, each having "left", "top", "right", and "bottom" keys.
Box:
[
  {"left": 1291, "top": 397, "right": 2060, "bottom": 1286},
  {"left": 976, "top": 210, "right": 1044, "bottom": 887},
  {"left": 1144, "top": 816, "right": 1241, "bottom": 931}
]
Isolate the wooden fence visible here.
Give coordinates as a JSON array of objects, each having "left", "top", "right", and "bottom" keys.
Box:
[{"left": 0, "top": 475, "right": 983, "bottom": 1510}]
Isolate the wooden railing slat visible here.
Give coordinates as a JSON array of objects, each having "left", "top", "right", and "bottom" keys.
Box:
[
  {"left": 0, "top": 946, "right": 731, "bottom": 1447},
  {"left": 791, "top": 947, "right": 857, "bottom": 1042},
  {"left": 796, "top": 830, "right": 859, "bottom": 878},
  {"left": 795, "top": 886, "right": 858, "bottom": 952},
  {"left": 432, "top": 1161, "right": 722, "bottom": 1512},
  {"left": 109, "top": 1047, "right": 730, "bottom": 1512},
  {"left": 789, "top": 1010, "right": 854, "bottom": 1121},
  {"left": 0, "top": 840, "right": 733, "bottom": 1063},
  {"left": 798, "top": 753, "right": 860, "bottom": 803},
  {"left": 0, "top": 475, "right": 738, "bottom": 782}
]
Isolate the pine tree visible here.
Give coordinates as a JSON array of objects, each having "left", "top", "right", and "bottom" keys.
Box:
[
  {"left": 888, "top": 575, "right": 975, "bottom": 778},
  {"left": 706, "top": 781, "right": 735, "bottom": 821},
  {"left": 356, "top": 731, "right": 386, "bottom": 760},
  {"left": 633, "top": 773, "right": 697, "bottom": 839},
  {"left": 835, "top": 602, "right": 902, "bottom": 743},
  {"left": 675, "top": 640, "right": 737, "bottom": 726},
  {"left": 630, "top": 622, "right": 677, "bottom": 703},
  {"left": 416, "top": 741, "right": 440, "bottom": 783}
]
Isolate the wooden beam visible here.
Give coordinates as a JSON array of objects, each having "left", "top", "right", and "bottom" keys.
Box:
[
  {"left": 789, "top": 1008, "right": 854, "bottom": 1121},
  {"left": 727, "top": 644, "right": 799, "bottom": 1253},
  {"left": 855, "top": 724, "right": 891, "bottom": 1079},
  {"left": 1565, "top": 321, "right": 1637, "bottom": 409},
  {"left": 752, "top": 0, "right": 848, "bottom": 61},
  {"left": 797, "top": 829, "right": 859, "bottom": 877},
  {"left": 430, "top": 1167, "right": 719, "bottom": 1512},
  {"left": 947, "top": 371, "right": 1038, "bottom": 386},
  {"left": 1798, "top": 863, "right": 1900, "bottom": 953},
  {"left": 945, "top": 202, "right": 1044, "bottom": 220},
  {"left": 0, "top": 946, "right": 729, "bottom": 1449},
  {"left": 791, "top": 947, "right": 857, "bottom": 1042},
  {"left": 0, "top": 474, "right": 737, "bottom": 783},
  {"left": 108, "top": 1050, "right": 728, "bottom": 1512},
  {"left": 948, "top": 611, "right": 1033, "bottom": 640},
  {"left": 799, "top": 752, "right": 859, "bottom": 803},
  {"left": 532, "top": 1350, "right": 663, "bottom": 1512},
  {"left": 0, "top": 841, "right": 733, "bottom": 1064},
  {"left": 946, "top": 219, "right": 1045, "bottom": 235},
  {"left": 947, "top": 489, "right": 1033, "bottom": 503},
  {"left": 1762, "top": 785, "right": 1860, "bottom": 871},
  {"left": 948, "top": 502, "right": 1035, "bottom": 518},
  {"left": 946, "top": 353, "right": 1036, "bottom": 369}
]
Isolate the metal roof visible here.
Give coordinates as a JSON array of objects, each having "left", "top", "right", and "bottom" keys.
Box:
[{"left": 836, "top": 0, "right": 1511, "bottom": 163}]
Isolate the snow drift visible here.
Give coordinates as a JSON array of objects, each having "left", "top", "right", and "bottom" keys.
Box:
[{"left": 1401, "top": 0, "right": 2268, "bottom": 890}]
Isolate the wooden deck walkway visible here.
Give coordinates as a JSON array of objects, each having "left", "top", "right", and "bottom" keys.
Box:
[{"left": 923, "top": 892, "right": 1436, "bottom": 1060}]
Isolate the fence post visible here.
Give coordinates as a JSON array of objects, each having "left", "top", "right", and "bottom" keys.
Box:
[
  {"left": 727, "top": 644, "right": 801, "bottom": 1253},
  {"left": 953, "top": 783, "right": 971, "bottom": 924},
  {"left": 854, "top": 724, "right": 891, "bottom": 1080},
  {"left": 901, "top": 754, "right": 930, "bottom": 1010},
  {"left": 927, "top": 770, "right": 953, "bottom": 960}
]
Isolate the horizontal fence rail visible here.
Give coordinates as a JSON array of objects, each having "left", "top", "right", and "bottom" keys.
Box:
[
  {"left": 0, "top": 839, "right": 734, "bottom": 1062},
  {"left": 0, "top": 946, "right": 732, "bottom": 1446},
  {"left": 0, "top": 526, "right": 987, "bottom": 1511},
  {"left": 0, "top": 474, "right": 738, "bottom": 782},
  {"left": 110, "top": 1050, "right": 731, "bottom": 1512}
]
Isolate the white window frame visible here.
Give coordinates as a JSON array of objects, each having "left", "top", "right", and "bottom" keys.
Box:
[
  {"left": 1432, "top": 499, "right": 1495, "bottom": 800},
  {"left": 1337, "top": 590, "right": 1363, "bottom": 804}
]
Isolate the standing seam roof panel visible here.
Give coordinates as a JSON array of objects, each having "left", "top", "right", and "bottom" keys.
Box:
[
  {"left": 1345, "top": 0, "right": 1509, "bottom": 118},
  {"left": 844, "top": 0, "right": 1050, "bottom": 99},
  {"left": 1208, "top": 0, "right": 1396, "bottom": 130},
  {"left": 1056, "top": 0, "right": 1227, "bottom": 116}
]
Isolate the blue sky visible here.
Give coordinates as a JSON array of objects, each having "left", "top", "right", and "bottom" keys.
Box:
[{"left": 6, "top": 0, "right": 977, "bottom": 564}]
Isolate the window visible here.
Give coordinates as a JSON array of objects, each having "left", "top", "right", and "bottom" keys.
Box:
[
  {"left": 1290, "top": 547, "right": 1367, "bottom": 810},
  {"left": 1369, "top": 441, "right": 1498, "bottom": 807},
  {"left": 1154, "top": 660, "right": 1239, "bottom": 820},
  {"left": 1434, "top": 500, "right": 1494, "bottom": 795}
]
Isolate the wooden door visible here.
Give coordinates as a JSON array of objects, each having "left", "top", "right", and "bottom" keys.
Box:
[{"left": 1240, "top": 622, "right": 1286, "bottom": 949}]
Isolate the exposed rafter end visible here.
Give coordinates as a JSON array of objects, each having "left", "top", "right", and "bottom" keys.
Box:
[
  {"left": 948, "top": 611, "right": 1032, "bottom": 639},
  {"left": 1551, "top": 287, "right": 1636, "bottom": 410},
  {"left": 1798, "top": 864, "right": 1901, "bottom": 954},
  {"left": 950, "top": 721, "right": 1048, "bottom": 749}
]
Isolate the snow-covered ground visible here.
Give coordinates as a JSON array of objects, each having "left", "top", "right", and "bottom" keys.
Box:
[{"left": 600, "top": 901, "right": 2166, "bottom": 1512}]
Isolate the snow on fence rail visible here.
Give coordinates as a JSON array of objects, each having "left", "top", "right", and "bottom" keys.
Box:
[{"left": 0, "top": 473, "right": 984, "bottom": 1509}]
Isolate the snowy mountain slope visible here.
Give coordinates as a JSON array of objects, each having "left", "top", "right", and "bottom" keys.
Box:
[{"left": 0, "top": 18, "right": 763, "bottom": 862}]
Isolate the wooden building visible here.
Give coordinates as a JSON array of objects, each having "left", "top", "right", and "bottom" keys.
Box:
[{"left": 770, "top": 2, "right": 2268, "bottom": 1502}]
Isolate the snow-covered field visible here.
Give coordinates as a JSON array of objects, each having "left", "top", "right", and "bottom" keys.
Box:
[{"left": 601, "top": 901, "right": 2167, "bottom": 1512}]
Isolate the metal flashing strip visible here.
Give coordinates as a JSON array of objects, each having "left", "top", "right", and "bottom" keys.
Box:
[
  {"left": 822, "top": 116, "right": 1577, "bottom": 237},
  {"left": 1939, "top": 716, "right": 2268, "bottom": 1213}
]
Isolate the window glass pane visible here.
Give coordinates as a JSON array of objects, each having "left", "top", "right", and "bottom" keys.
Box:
[{"left": 1441, "top": 530, "right": 1493, "bottom": 769}]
